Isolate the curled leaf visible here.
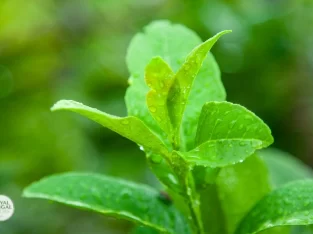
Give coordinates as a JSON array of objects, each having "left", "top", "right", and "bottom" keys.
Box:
[{"left": 184, "top": 101, "right": 273, "bottom": 167}]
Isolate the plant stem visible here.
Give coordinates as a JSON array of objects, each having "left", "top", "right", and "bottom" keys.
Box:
[
  {"left": 169, "top": 151, "right": 204, "bottom": 234},
  {"left": 185, "top": 181, "right": 204, "bottom": 234}
]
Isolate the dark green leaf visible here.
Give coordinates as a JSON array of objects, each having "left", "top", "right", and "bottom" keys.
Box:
[
  {"left": 185, "top": 101, "right": 273, "bottom": 167},
  {"left": 217, "top": 154, "right": 271, "bottom": 234},
  {"left": 23, "top": 173, "right": 191, "bottom": 234},
  {"left": 199, "top": 184, "right": 226, "bottom": 234},
  {"left": 51, "top": 100, "right": 168, "bottom": 155},
  {"left": 236, "top": 180, "right": 313, "bottom": 234}
]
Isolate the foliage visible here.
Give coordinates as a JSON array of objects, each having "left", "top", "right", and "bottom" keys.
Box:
[{"left": 23, "top": 21, "right": 313, "bottom": 234}]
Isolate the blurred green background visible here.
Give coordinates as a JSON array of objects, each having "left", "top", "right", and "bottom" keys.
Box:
[{"left": 0, "top": 0, "right": 313, "bottom": 233}]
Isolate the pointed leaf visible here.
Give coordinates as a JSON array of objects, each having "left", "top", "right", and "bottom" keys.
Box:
[
  {"left": 236, "top": 180, "right": 313, "bottom": 234},
  {"left": 23, "top": 173, "right": 191, "bottom": 234},
  {"left": 260, "top": 148, "right": 313, "bottom": 188},
  {"left": 184, "top": 101, "right": 273, "bottom": 167},
  {"left": 145, "top": 57, "right": 174, "bottom": 137},
  {"left": 167, "top": 30, "right": 231, "bottom": 148},
  {"left": 217, "top": 154, "right": 271, "bottom": 234},
  {"left": 182, "top": 54, "right": 226, "bottom": 151},
  {"left": 51, "top": 100, "right": 168, "bottom": 155},
  {"left": 126, "top": 20, "right": 227, "bottom": 149}
]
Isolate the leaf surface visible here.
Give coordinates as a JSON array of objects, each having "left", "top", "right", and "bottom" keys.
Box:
[
  {"left": 23, "top": 173, "right": 191, "bottom": 234},
  {"left": 185, "top": 101, "right": 273, "bottom": 167},
  {"left": 51, "top": 100, "right": 168, "bottom": 155},
  {"left": 236, "top": 180, "right": 313, "bottom": 234},
  {"left": 167, "top": 30, "right": 231, "bottom": 148},
  {"left": 145, "top": 57, "right": 174, "bottom": 137},
  {"left": 217, "top": 154, "right": 271, "bottom": 234}
]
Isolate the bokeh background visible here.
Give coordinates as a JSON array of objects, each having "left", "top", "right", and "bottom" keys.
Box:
[{"left": 1, "top": 0, "right": 313, "bottom": 233}]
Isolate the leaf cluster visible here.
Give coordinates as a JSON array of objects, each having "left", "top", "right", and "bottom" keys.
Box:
[{"left": 23, "top": 21, "right": 313, "bottom": 234}]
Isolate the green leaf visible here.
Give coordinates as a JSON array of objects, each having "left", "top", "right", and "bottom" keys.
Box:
[
  {"left": 126, "top": 20, "right": 201, "bottom": 143},
  {"left": 23, "top": 172, "right": 191, "bottom": 234},
  {"left": 199, "top": 184, "right": 226, "bottom": 234},
  {"left": 145, "top": 57, "right": 174, "bottom": 138},
  {"left": 131, "top": 226, "right": 159, "bottom": 234},
  {"left": 217, "top": 154, "right": 271, "bottom": 234},
  {"left": 125, "top": 20, "right": 227, "bottom": 150},
  {"left": 51, "top": 100, "right": 168, "bottom": 155},
  {"left": 167, "top": 30, "right": 231, "bottom": 149},
  {"left": 182, "top": 54, "right": 226, "bottom": 151},
  {"left": 236, "top": 180, "right": 313, "bottom": 234},
  {"left": 184, "top": 101, "right": 273, "bottom": 167},
  {"left": 260, "top": 148, "right": 313, "bottom": 188}
]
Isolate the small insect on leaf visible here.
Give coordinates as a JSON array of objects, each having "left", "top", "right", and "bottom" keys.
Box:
[{"left": 158, "top": 191, "right": 172, "bottom": 205}]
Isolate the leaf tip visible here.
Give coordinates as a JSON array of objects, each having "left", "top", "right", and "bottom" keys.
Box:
[{"left": 50, "top": 100, "right": 76, "bottom": 112}]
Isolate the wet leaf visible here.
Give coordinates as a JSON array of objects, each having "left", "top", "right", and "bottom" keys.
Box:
[
  {"left": 184, "top": 101, "right": 273, "bottom": 167},
  {"left": 145, "top": 57, "right": 174, "bottom": 138},
  {"left": 217, "top": 154, "right": 271, "bottom": 234},
  {"left": 23, "top": 172, "right": 191, "bottom": 234},
  {"left": 51, "top": 100, "right": 168, "bottom": 155},
  {"left": 236, "top": 180, "right": 313, "bottom": 234},
  {"left": 260, "top": 148, "right": 313, "bottom": 187},
  {"left": 167, "top": 30, "right": 231, "bottom": 149},
  {"left": 126, "top": 20, "right": 227, "bottom": 150}
]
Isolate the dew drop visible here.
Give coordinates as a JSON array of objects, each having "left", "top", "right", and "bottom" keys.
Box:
[
  {"left": 239, "top": 142, "right": 246, "bottom": 146},
  {"left": 150, "top": 106, "right": 157, "bottom": 113},
  {"left": 168, "top": 173, "right": 178, "bottom": 185},
  {"left": 244, "top": 115, "right": 252, "bottom": 120},
  {"left": 151, "top": 154, "right": 163, "bottom": 164},
  {"left": 229, "top": 120, "right": 237, "bottom": 129},
  {"left": 121, "top": 119, "right": 129, "bottom": 125},
  {"left": 187, "top": 187, "right": 192, "bottom": 196},
  {"left": 184, "top": 64, "right": 190, "bottom": 71},
  {"left": 121, "top": 189, "right": 132, "bottom": 199}
]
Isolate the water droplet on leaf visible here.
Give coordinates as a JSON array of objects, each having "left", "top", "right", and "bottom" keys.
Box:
[
  {"left": 121, "top": 119, "right": 129, "bottom": 125},
  {"left": 150, "top": 106, "right": 157, "bottom": 113},
  {"left": 151, "top": 154, "right": 163, "bottom": 164}
]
